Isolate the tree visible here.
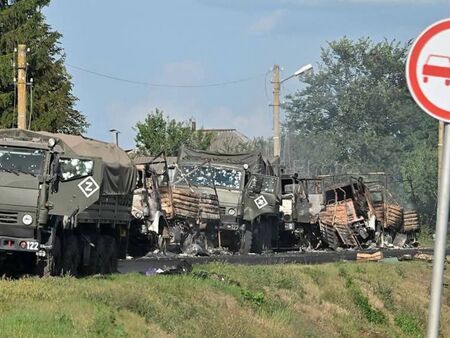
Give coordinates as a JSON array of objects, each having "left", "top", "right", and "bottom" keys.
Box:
[
  {"left": 0, "top": 0, "right": 88, "bottom": 134},
  {"left": 134, "top": 108, "right": 212, "bottom": 156},
  {"left": 284, "top": 37, "right": 438, "bottom": 223}
]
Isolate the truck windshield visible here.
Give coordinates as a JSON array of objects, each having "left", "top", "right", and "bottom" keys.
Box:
[
  {"left": 0, "top": 146, "right": 44, "bottom": 176},
  {"left": 179, "top": 165, "right": 243, "bottom": 189}
]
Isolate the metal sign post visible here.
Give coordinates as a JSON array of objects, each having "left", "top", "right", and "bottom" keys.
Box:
[
  {"left": 406, "top": 19, "right": 450, "bottom": 337},
  {"left": 428, "top": 122, "right": 450, "bottom": 337}
]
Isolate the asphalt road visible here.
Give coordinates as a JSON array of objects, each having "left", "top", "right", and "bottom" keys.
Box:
[{"left": 118, "top": 247, "right": 439, "bottom": 274}]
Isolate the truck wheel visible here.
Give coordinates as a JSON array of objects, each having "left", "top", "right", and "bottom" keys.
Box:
[
  {"left": 38, "top": 234, "right": 62, "bottom": 277},
  {"left": 251, "top": 222, "right": 264, "bottom": 254},
  {"left": 261, "top": 221, "right": 273, "bottom": 252},
  {"left": 239, "top": 225, "right": 253, "bottom": 254},
  {"left": 96, "top": 235, "right": 118, "bottom": 274},
  {"left": 61, "top": 234, "right": 80, "bottom": 276}
]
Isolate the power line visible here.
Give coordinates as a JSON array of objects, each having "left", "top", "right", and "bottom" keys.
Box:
[{"left": 66, "top": 63, "right": 265, "bottom": 88}]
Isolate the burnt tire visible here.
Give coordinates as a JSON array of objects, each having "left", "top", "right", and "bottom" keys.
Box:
[
  {"left": 61, "top": 234, "right": 80, "bottom": 276},
  {"left": 251, "top": 223, "right": 263, "bottom": 254},
  {"left": 96, "top": 235, "right": 118, "bottom": 274}
]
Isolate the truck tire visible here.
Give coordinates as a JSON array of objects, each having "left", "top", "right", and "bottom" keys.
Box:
[
  {"left": 251, "top": 222, "right": 263, "bottom": 254},
  {"left": 96, "top": 235, "right": 118, "bottom": 274},
  {"left": 61, "top": 234, "right": 80, "bottom": 276},
  {"left": 261, "top": 220, "right": 272, "bottom": 252},
  {"left": 239, "top": 225, "right": 253, "bottom": 254}
]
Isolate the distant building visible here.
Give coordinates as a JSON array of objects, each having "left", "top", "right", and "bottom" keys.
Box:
[
  {"left": 126, "top": 126, "right": 251, "bottom": 160},
  {"left": 201, "top": 128, "right": 250, "bottom": 153}
]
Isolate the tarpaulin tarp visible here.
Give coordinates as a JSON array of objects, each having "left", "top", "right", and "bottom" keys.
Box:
[
  {"left": 178, "top": 147, "right": 275, "bottom": 175},
  {"left": 0, "top": 129, "right": 137, "bottom": 195}
]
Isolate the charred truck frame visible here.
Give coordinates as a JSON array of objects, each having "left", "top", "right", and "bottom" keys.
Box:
[
  {"left": 317, "top": 174, "right": 420, "bottom": 249},
  {"left": 158, "top": 148, "right": 280, "bottom": 254},
  {"left": 0, "top": 129, "right": 136, "bottom": 276},
  {"left": 278, "top": 175, "right": 323, "bottom": 250}
]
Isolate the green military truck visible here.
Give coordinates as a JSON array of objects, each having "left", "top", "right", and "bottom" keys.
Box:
[
  {"left": 174, "top": 148, "right": 280, "bottom": 253},
  {"left": 0, "top": 129, "right": 136, "bottom": 276}
]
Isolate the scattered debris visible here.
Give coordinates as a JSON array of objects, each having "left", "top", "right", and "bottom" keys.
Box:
[
  {"left": 398, "top": 254, "right": 413, "bottom": 261},
  {"left": 144, "top": 260, "right": 192, "bottom": 276},
  {"left": 192, "top": 270, "right": 241, "bottom": 287},
  {"left": 414, "top": 253, "right": 433, "bottom": 262},
  {"left": 357, "top": 251, "right": 384, "bottom": 262}
]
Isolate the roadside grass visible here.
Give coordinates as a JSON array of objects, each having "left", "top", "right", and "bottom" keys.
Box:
[{"left": 0, "top": 261, "right": 448, "bottom": 337}]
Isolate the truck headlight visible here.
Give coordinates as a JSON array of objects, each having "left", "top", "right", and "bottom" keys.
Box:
[
  {"left": 22, "top": 214, "right": 33, "bottom": 225},
  {"left": 228, "top": 208, "right": 236, "bottom": 216},
  {"left": 48, "top": 138, "right": 57, "bottom": 148}
]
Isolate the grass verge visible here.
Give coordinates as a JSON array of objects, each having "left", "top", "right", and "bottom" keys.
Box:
[{"left": 0, "top": 261, "right": 448, "bottom": 337}]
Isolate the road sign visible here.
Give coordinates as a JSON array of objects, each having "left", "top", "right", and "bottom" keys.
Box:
[
  {"left": 407, "top": 19, "right": 450, "bottom": 122},
  {"left": 407, "top": 18, "right": 450, "bottom": 338}
]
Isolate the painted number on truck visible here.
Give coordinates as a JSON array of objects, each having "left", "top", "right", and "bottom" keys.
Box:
[
  {"left": 27, "top": 241, "right": 39, "bottom": 251},
  {"left": 78, "top": 176, "right": 100, "bottom": 198}
]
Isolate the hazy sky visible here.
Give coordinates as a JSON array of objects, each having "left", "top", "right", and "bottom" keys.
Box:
[{"left": 44, "top": 0, "right": 449, "bottom": 149}]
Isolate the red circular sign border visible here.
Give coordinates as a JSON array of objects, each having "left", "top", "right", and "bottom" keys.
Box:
[{"left": 407, "top": 18, "right": 450, "bottom": 122}]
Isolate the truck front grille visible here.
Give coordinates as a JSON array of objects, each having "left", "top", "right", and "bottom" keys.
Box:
[{"left": 0, "top": 211, "right": 19, "bottom": 225}]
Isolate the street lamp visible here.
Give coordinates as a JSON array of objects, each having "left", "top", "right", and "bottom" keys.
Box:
[
  {"left": 272, "top": 63, "right": 313, "bottom": 158},
  {"left": 109, "top": 129, "right": 120, "bottom": 146}
]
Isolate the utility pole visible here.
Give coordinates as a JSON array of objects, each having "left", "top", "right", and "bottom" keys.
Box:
[
  {"left": 272, "top": 65, "right": 281, "bottom": 158},
  {"left": 109, "top": 129, "right": 120, "bottom": 146},
  {"left": 17, "top": 44, "right": 27, "bottom": 129}
]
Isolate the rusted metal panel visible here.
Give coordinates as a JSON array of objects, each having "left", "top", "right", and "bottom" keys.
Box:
[
  {"left": 386, "top": 204, "right": 403, "bottom": 229},
  {"left": 403, "top": 209, "right": 420, "bottom": 232},
  {"left": 159, "top": 186, "right": 220, "bottom": 220},
  {"left": 318, "top": 199, "right": 361, "bottom": 248}
]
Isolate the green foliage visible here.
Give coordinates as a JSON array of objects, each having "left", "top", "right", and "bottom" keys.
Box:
[
  {"left": 394, "top": 311, "right": 423, "bottom": 337},
  {"left": 401, "top": 137, "right": 438, "bottom": 226},
  {"left": 376, "top": 282, "right": 394, "bottom": 310},
  {"left": 241, "top": 288, "right": 265, "bottom": 306},
  {"left": 0, "top": 0, "right": 88, "bottom": 133},
  {"left": 134, "top": 108, "right": 212, "bottom": 156},
  {"left": 284, "top": 37, "right": 438, "bottom": 222},
  {"left": 344, "top": 274, "right": 387, "bottom": 324}
]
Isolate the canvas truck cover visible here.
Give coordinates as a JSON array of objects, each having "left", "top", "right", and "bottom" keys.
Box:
[
  {"left": 178, "top": 147, "right": 275, "bottom": 175},
  {"left": 0, "top": 129, "right": 137, "bottom": 195}
]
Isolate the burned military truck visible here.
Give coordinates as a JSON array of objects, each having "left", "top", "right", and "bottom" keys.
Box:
[
  {"left": 0, "top": 129, "right": 136, "bottom": 275},
  {"left": 319, "top": 177, "right": 377, "bottom": 249},
  {"left": 128, "top": 154, "right": 176, "bottom": 256},
  {"left": 278, "top": 175, "right": 323, "bottom": 250},
  {"left": 169, "top": 148, "right": 280, "bottom": 253},
  {"left": 318, "top": 174, "right": 420, "bottom": 249}
]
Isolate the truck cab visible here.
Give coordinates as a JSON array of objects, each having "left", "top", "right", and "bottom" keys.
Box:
[
  {"left": 0, "top": 129, "right": 136, "bottom": 276},
  {"left": 175, "top": 148, "right": 280, "bottom": 253}
]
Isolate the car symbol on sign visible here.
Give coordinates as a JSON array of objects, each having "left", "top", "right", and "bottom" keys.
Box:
[{"left": 422, "top": 54, "right": 450, "bottom": 86}]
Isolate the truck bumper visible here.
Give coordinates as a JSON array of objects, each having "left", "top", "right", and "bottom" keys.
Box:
[
  {"left": 219, "top": 223, "right": 241, "bottom": 232},
  {"left": 0, "top": 236, "right": 40, "bottom": 253}
]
